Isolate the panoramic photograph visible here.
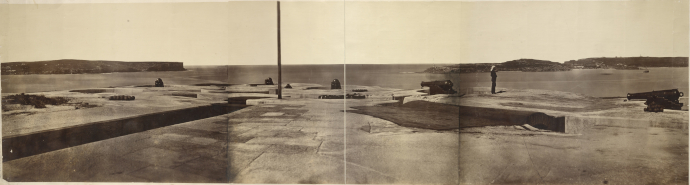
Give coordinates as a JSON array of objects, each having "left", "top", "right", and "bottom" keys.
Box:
[{"left": 0, "top": 0, "right": 688, "bottom": 184}]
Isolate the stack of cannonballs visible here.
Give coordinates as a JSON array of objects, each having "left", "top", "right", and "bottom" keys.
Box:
[{"left": 109, "top": 95, "right": 135, "bottom": 101}]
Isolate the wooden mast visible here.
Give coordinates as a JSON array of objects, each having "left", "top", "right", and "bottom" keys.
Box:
[{"left": 277, "top": 1, "right": 282, "bottom": 99}]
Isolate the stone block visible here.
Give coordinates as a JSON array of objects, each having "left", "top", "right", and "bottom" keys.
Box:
[
  {"left": 245, "top": 137, "right": 321, "bottom": 147},
  {"left": 174, "top": 157, "right": 228, "bottom": 182},
  {"left": 261, "top": 112, "right": 285, "bottom": 116},
  {"left": 127, "top": 166, "right": 216, "bottom": 183},
  {"left": 196, "top": 93, "right": 228, "bottom": 101},
  {"left": 186, "top": 137, "right": 219, "bottom": 145},
  {"left": 268, "top": 89, "right": 279, "bottom": 95},
  {"left": 171, "top": 92, "right": 198, "bottom": 98},
  {"left": 124, "top": 147, "right": 197, "bottom": 168},
  {"left": 563, "top": 116, "right": 594, "bottom": 134}
]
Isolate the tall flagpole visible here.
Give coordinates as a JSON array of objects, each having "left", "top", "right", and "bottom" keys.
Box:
[{"left": 277, "top": 1, "right": 282, "bottom": 99}]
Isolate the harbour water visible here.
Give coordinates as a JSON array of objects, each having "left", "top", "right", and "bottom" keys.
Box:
[
  {"left": 2, "top": 64, "right": 687, "bottom": 97},
  {"left": 455, "top": 68, "right": 689, "bottom": 97},
  {"left": 1, "top": 66, "right": 229, "bottom": 94}
]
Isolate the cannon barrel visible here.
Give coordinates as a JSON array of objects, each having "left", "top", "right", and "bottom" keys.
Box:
[
  {"left": 627, "top": 89, "right": 684, "bottom": 101},
  {"left": 421, "top": 80, "right": 453, "bottom": 88},
  {"left": 420, "top": 80, "right": 456, "bottom": 95}
]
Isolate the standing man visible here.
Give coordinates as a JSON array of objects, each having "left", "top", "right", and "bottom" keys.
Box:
[{"left": 490, "top": 66, "right": 497, "bottom": 94}]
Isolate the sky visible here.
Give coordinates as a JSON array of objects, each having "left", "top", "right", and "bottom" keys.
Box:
[{"left": 0, "top": 0, "right": 688, "bottom": 65}]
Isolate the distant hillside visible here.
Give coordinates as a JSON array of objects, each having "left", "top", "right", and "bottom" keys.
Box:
[
  {"left": 501, "top": 59, "right": 571, "bottom": 72},
  {"left": 564, "top": 57, "right": 688, "bottom": 69},
  {"left": 1, "top": 59, "right": 186, "bottom": 75},
  {"left": 424, "top": 58, "right": 569, "bottom": 73},
  {"left": 425, "top": 57, "right": 689, "bottom": 74}
]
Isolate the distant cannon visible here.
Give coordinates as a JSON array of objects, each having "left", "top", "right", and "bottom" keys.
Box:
[
  {"left": 109, "top": 95, "right": 135, "bottom": 101},
  {"left": 627, "top": 89, "right": 684, "bottom": 112},
  {"left": 265, "top": 77, "right": 274, "bottom": 85},
  {"left": 154, "top": 78, "right": 164, "bottom": 87},
  {"left": 318, "top": 95, "right": 343, "bottom": 99},
  {"left": 318, "top": 93, "right": 365, "bottom": 99},
  {"left": 346, "top": 93, "right": 366, "bottom": 99},
  {"left": 331, "top": 79, "right": 341, "bottom": 89},
  {"left": 421, "top": 80, "right": 457, "bottom": 95}
]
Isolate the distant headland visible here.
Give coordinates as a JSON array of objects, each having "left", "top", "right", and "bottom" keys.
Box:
[
  {"left": 425, "top": 57, "right": 689, "bottom": 73},
  {"left": 1, "top": 59, "right": 187, "bottom": 75}
]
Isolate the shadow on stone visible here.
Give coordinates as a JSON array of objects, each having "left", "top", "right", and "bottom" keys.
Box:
[{"left": 2, "top": 104, "right": 248, "bottom": 162}]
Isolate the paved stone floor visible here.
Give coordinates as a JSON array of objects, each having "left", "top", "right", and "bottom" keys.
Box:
[
  {"left": 4, "top": 110, "right": 234, "bottom": 182},
  {"left": 3, "top": 99, "right": 460, "bottom": 183},
  {"left": 3, "top": 103, "right": 304, "bottom": 182}
]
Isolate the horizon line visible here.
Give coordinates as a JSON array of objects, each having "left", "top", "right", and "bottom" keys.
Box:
[{"left": 3, "top": 56, "right": 688, "bottom": 65}]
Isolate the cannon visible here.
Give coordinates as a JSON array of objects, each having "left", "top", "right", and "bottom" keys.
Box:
[
  {"left": 331, "top": 79, "right": 341, "bottom": 89},
  {"left": 265, "top": 77, "right": 274, "bottom": 85},
  {"left": 318, "top": 93, "right": 365, "bottom": 99},
  {"left": 627, "top": 89, "right": 683, "bottom": 102},
  {"left": 318, "top": 95, "right": 342, "bottom": 99},
  {"left": 627, "top": 89, "right": 684, "bottom": 112},
  {"left": 346, "top": 93, "right": 366, "bottom": 99},
  {"left": 421, "top": 80, "right": 457, "bottom": 95},
  {"left": 109, "top": 95, "right": 135, "bottom": 101},
  {"left": 154, "top": 78, "right": 165, "bottom": 87}
]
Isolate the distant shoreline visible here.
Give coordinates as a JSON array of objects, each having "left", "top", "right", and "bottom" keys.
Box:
[
  {"left": 424, "top": 57, "right": 689, "bottom": 74},
  {"left": 1, "top": 70, "right": 188, "bottom": 76},
  {"left": 424, "top": 66, "right": 690, "bottom": 74},
  {"left": 1, "top": 59, "right": 187, "bottom": 75},
  {"left": 423, "top": 67, "right": 689, "bottom": 74}
]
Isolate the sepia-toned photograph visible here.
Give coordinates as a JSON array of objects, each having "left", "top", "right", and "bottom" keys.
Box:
[{"left": 0, "top": 0, "right": 687, "bottom": 184}]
